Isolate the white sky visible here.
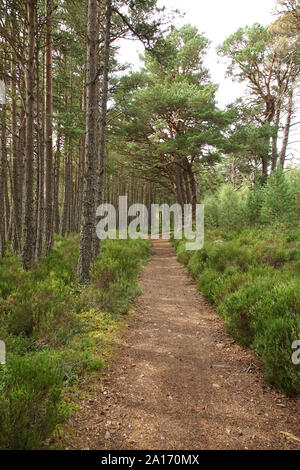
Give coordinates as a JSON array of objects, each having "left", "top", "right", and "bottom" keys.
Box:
[{"left": 118, "top": 0, "right": 277, "bottom": 107}]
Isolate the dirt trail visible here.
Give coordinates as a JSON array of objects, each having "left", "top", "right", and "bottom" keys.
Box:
[{"left": 66, "top": 239, "right": 300, "bottom": 450}]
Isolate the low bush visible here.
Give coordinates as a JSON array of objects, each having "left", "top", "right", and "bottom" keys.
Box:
[
  {"left": 251, "top": 281, "right": 300, "bottom": 394},
  {"left": 0, "top": 352, "right": 65, "bottom": 450},
  {"left": 218, "top": 274, "right": 279, "bottom": 346},
  {"left": 174, "top": 229, "right": 300, "bottom": 396},
  {"left": 0, "top": 236, "right": 150, "bottom": 448}
]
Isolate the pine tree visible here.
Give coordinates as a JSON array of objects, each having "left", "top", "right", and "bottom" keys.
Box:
[
  {"left": 260, "top": 169, "right": 296, "bottom": 224},
  {"left": 247, "top": 183, "right": 264, "bottom": 225}
]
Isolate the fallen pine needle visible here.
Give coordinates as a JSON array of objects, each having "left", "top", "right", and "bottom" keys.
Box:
[{"left": 280, "top": 431, "right": 300, "bottom": 443}]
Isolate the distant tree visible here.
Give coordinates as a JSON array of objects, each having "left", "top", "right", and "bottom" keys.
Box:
[
  {"left": 218, "top": 24, "right": 298, "bottom": 177},
  {"left": 113, "top": 25, "right": 231, "bottom": 213},
  {"left": 260, "top": 169, "right": 296, "bottom": 224},
  {"left": 268, "top": 3, "right": 300, "bottom": 169}
]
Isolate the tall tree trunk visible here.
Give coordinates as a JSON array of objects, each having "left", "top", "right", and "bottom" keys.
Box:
[
  {"left": 60, "top": 71, "right": 69, "bottom": 237},
  {"left": 18, "top": 94, "right": 25, "bottom": 236},
  {"left": 4, "top": 143, "right": 10, "bottom": 242},
  {"left": 43, "top": 0, "right": 53, "bottom": 254},
  {"left": 188, "top": 166, "right": 197, "bottom": 219},
  {"left": 22, "top": 0, "right": 36, "bottom": 270},
  {"left": 93, "top": 0, "right": 112, "bottom": 256},
  {"left": 53, "top": 132, "right": 61, "bottom": 234},
  {"left": 279, "top": 88, "right": 293, "bottom": 169},
  {"left": 271, "top": 107, "right": 281, "bottom": 172},
  {"left": 75, "top": 135, "right": 85, "bottom": 232},
  {"left": 261, "top": 96, "right": 276, "bottom": 179},
  {"left": 69, "top": 152, "right": 75, "bottom": 232},
  {"left": 75, "top": 82, "right": 86, "bottom": 232},
  {"left": 174, "top": 166, "right": 184, "bottom": 209},
  {"left": 11, "top": 63, "right": 21, "bottom": 252},
  {"left": 77, "top": 0, "right": 98, "bottom": 284},
  {"left": 0, "top": 101, "right": 7, "bottom": 257},
  {"left": 35, "top": 29, "right": 45, "bottom": 260},
  {"left": 61, "top": 148, "right": 70, "bottom": 237}
]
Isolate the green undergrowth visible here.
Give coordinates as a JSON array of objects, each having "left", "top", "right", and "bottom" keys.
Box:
[
  {"left": 0, "top": 235, "right": 150, "bottom": 449},
  {"left": 174, "top": 227, "right": 300, "bottom": 397}
]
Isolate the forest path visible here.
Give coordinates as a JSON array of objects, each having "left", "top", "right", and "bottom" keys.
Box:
[{"left": 66, "top": 239, "right": 300, "bottom": 450}]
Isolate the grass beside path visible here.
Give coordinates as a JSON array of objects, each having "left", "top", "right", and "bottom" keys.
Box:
[
  {"left": 0, "top": 236, "right": 150, "bottom": 449},
  {"left": 174, "top": 227, "right": 300, "bottom": 397}
]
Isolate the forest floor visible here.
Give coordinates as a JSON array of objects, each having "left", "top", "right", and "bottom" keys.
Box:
[{"left": 64, "top": 239, "right": 300, "bottom": 450}]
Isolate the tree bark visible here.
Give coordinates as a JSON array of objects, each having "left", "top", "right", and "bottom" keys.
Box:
[
  {"left": 35, "top": 27, "right": 45, "bottom": 260},
  {"left": 43, "top": 0, "right": 54, "bottom": 254},
  {"left": 11, "top": 62, "right": 22, "bottom": 252},
  {"left": 271, "top": 107, "right": 281, "bottom": 172},
  {"left": 22, "top": 0, "right": 36, "bottom": 270},
  {"left": 0, "top": 101, "right": 7, "bottom": 257},
  {"left": 188, "top": 166, "right": 197, "bottom": 219},
  {"left": 93, "top": 0, "right": 112, "bottom": 256},
  {"left": 61, "top": 148, "right": 70, "bottom": 237},
  {"left": 174, "top": 166, "right": 184, "bottom": 209},
  {"left": 77, "top": 0, "right": 98, "bottom": 284},
  {"left": 53, "top": 132, "right": 61, "bottom": 234},
  {"left": 279, "top": 88, "right": 293, "bottom": 169},
  {"left": 18, "top": 92, "right": 25, "bottom": 238}
]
